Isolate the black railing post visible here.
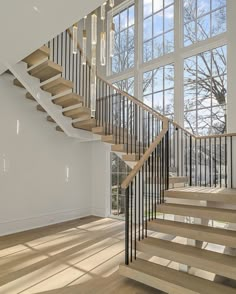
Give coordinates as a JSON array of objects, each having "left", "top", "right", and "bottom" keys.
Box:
[
  {"left": 125, "top": 186, "right": 129, "bottom": 265},
  {"left": 190, "top": 136, "right": 192, "bottom": 186}
]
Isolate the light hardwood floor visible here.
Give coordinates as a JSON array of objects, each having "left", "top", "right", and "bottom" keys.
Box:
[{"left": 0, "top": 216, "right": 160, "bottom": 294}]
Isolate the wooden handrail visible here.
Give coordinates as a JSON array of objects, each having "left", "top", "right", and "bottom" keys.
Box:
[
  {"left": 67, "top": 28, "right": 235, "bottom": 142},
  {"left": 121, "top": 118, "right": 169, "bottom": 189}
]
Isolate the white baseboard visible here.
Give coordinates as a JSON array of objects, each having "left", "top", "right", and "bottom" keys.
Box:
[
  {"left": 91, "top": 207, "right": 108, "bottom": 218},
  {"left": 0, "top": 207, "right": 91, "bottom": 236}
]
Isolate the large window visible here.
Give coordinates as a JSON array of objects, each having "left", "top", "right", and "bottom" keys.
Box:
[
  {"left": 184, "top": 0, "right": 226, "bottom": 47},
  {"left": 111, "top": 153, "right": 131, "bottom": 217},
  {"left": 143, "top": 64, "right": 174, "bottom": 118},
  {"left": 112, "top": 4, "right": 135, "bottom": 74},
  {"left": 107, "top": 0, "right": 227, "bottom": 136},
  {"left": 184, "top": 45, "right": 227, "bottom": 135},
  {"left": 143, "top": 0, "right": 174, "bottom": 62}
]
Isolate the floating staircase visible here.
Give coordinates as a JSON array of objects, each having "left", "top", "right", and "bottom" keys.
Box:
[
  {"left": 120, "top": 187, "right": 236, "bottom": 293},
  {"left": 7, "top": 27, "right": 236, "bottom": 294}
]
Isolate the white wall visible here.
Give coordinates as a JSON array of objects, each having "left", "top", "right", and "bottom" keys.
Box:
[
  {"left": 0, "top": 73, "right": 93, "bottom": 236},
  {"left": 0, "top": 0, "right": 105, "bottom": 74},
  {"left": 90, "top": 141, "right": 111, "bottom": 217}
]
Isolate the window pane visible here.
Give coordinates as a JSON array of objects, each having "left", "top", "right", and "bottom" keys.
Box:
[
  {"left": 143, "top": 0, "right": 175, "bottom": 62},
  {"left": 144, "top": 16, "right": 152, "bottom": 41},
  {"left": 144, "top": 0, "right": 153, "bottom": 18},
  {"left": 153, "top": 36, "right": 163, "bottom": 59},
  {"left": 143, "top": 40, "right": 153, "bottom": 62},
  {"left": 211, "top": 7, "right": 226, "bottom": 37},
  {"left": 129, "top": 6, "right": 135, "bottom": 26},
  {"left": 184, "top": 0, "right": 226, "bottom": 46},
  {"left": 111, "top": 5, "right": 135, "bottom": 74},
  {"left": 164, "top": 31, "right": 174, "bottom": 54},
  {"left": 120, "top": 9, "right": 128, "bottom": 30},
  {"left": 184, "top": 45, "right": 227, "bottom": 135},
  {"left": 197, "top": 0, "right": 210, "bottom": 17},
  {"left": 164, "top": 5, "right": 174, "bottom": 31},
  {"left": 143, "top": 64, "right": 174, "bottom": 116}
]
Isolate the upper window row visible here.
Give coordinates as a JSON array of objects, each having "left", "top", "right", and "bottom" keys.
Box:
[{"left": 111, "top": 0, "right": 226, "bottom": 74}]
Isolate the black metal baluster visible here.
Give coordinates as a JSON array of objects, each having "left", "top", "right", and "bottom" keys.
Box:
[
  {"left": 215, "top": 137, "right": 217, "bottom": 187},
  {"left": 225, "top": 136, "right": 227, "bottom": 188},
  {"left": 200, "top": 139, "right": 202, "bottom": 187},
  {"left": 125, "top": 186, "right": 129, "bottom": 265},
  {"left": 220, "top": 136, "right": 222, "bottom": 187},
  {"left": 205, "top": 138, "right": 207, "bottom": 187}
]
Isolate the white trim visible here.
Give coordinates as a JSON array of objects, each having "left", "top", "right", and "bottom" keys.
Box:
[{"left": 0, "top": 208, "right": 91, "bottom": 237}]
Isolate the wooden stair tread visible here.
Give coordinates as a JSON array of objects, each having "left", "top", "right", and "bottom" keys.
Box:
[
  {"left": 41, "top": 77, "right": 73, "bottom": 96},
  {"left": 122, "top": 153, "right": 141, "bottom": 162},
  {"left": 92, "top": 125, "right": 128, "bottom": 135},
  {"left": 63, "top": 106, "right": 90, "bottom": 119},
  {"left": 137, "top": 237, "right": 236, "bottom": 280},
  {"left": 52, "top": 93, "right": 83, "bottom": 108},
  {"left": 13, "top": 79, "right": 24, "bottom": 89},
  {"left": 29, "top": 60, "right": 62, "bottom": 82},
  {"left": 165, "top": 187, "right": 236, "bottom": 204},
  {"left": 23, "top": 46, "right": 50, "bottom": 66},
  {"left": 148, "top": 219, "right": 236, "bottom": 248},
  {"left": 111, "top": 144, "right": 144, "bottom": 153},
  {"left": 73, "top": 118, "right": 96, "bottom": 131},
  {"left": 119, "top": 258, "right": 236, "bottom": 294},
  {"left": 101, "top": 134, "right": 138, "bottom": 144},
  {"left": 169, "top": 176, "right": 189, "bottom": 184},
  {"left": 157, "top": 203, "right": 236, "bottom": 223}
]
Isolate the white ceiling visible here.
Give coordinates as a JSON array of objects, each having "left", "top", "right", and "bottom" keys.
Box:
[{"left": 0, "top": 0, "right": 104, "bottom": 74}]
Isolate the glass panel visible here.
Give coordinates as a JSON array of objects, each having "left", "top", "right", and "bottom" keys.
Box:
[
  {"left": 144, "top": 16, "right": 153, "bottom": 41},
  {"left": 129, "top": 5, "right": 135, "bottom": 26},
  {"left": 120, "top": 9, "right": 128, "bottom": 30},
  {"left": 197, "top": 0, "right": 210, "bottom": 17},
  {"left": 144, "top": 94, "right": 153, "bottom": 107},
  {"left": 153, "top": 67, "right": 164, "bottom": 92},
  {"left": 153, "top": 92, "right": 164, "bottom": 112},
  {"left": 143, "top": 0, "right": 153, "bottom": 18},
  {"left": 143, "top": 71, "right": 153, "bottom": 94},
  {"left": 164, "top": 30, "right": 174, "bottom": 54},
  {"left": 164, "top": 5, "right": 174, "bottom": 31},
  {"left": 211, "top": 7, "right": 226, "bottom": 37},
  {"left": 143, "top": 40, "right": 153, "bottom": 62},
  {"left": 154, "top": 0, "right": 163, "bottom": 13},
  {"left": 153, "top": 35, "right": 163, "bottom": 59},
  {"left": 153, "top": 11, "right": 163, "bottom": 36}
]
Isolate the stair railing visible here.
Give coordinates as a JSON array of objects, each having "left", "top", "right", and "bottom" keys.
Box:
[{"left": 46, "top": 25, "right": 236, "bottom": 266}]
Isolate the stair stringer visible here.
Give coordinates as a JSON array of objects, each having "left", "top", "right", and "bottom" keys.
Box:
[{"left": 8, "top": 61, "right": 100, "bottom": 142}]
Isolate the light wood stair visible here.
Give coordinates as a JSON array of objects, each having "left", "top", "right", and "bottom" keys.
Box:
[
  {"left": 111, "top": 143, "right": 144, "bottom": 154},
  {"left": 119, "top": 258, "right": 236, "bottom": 294},
  {"left": 23, "top": 46, "right": 50, "bottom": 66},
  {"left": 73, "top": 118, "right": 96, "bottom": 131},
  {"left": 165, "top": 187, "right": 236, "bottom": 204},
  {"left": 101, "top": 134, "right": 139, "bottom": 145},
  {"left": 148, "top": 219, "right": 236, "bottom": 248},
  {"left": 137, "top": 237, "right": 236, "bottom": 280},
  {"left": 41, "top": 77, "right": 73, "bottom": 95},
  {"left": 157, "top": 203, "right": 236, "bottom": 223},
  {"left": 28, "top": 60, "right": 62, "bottom": 82},
  {"left": 52, "top": 93, "right": 84, "bottom": 108},
  {"left": 63, "top": 106, "right": 90, "bottom": 120}
]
